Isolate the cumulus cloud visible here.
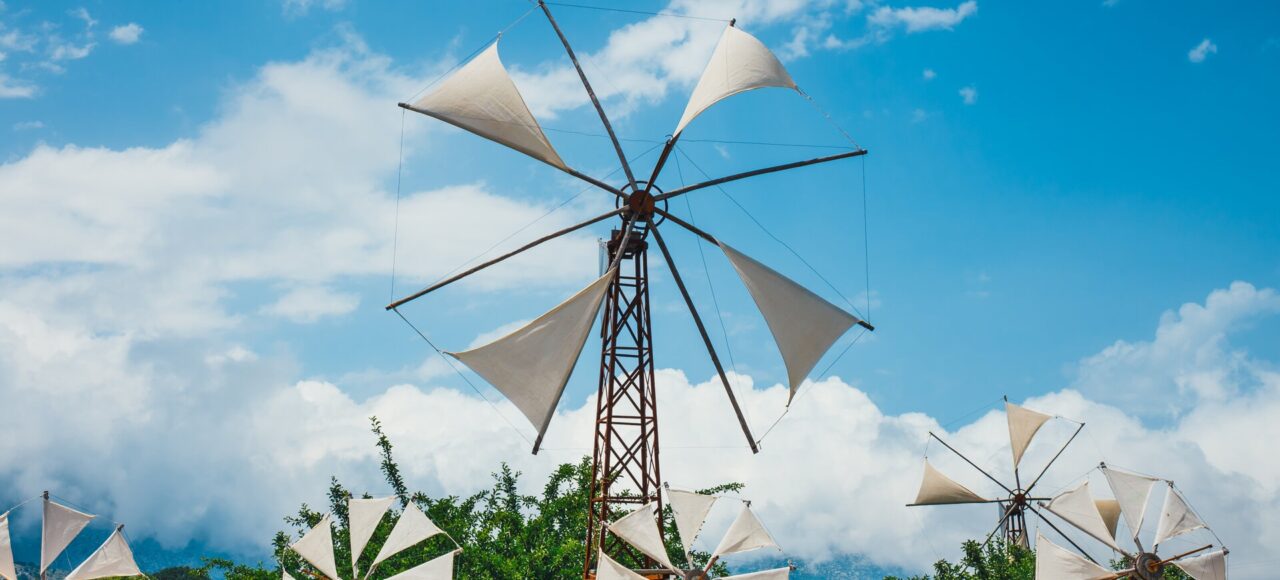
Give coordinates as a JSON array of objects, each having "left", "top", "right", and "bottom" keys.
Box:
[
  {"left": 109, "top": 23, "right": 143, "bottom": 45},
  {"left": 0, "top": 72, "right": 34, "bottom": 98},
  {"left": 261, "top": 286, "right": 360, "bottom": 323},
  {"left": 283, "top": 0, "right": 348, "bottom": 17},
  {"left": 868, "top": 1, "right": 978, "bottom": 33},
  {"left": 922, "top": 68, "right": 936, "bottom": 80},
  {"left": 1189, "top": 38, "right": 1217, "bottom": 63},
  {"left": 959, "top": 84, "right": 977, "bottom": 104}
]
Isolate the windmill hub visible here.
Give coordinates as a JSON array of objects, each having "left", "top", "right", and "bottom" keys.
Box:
[
  {"left": 619, "top": 181, "right": 665, "bottom": 222},
  {"left": 1134, "top": 552, "right": 1164, "bottom": 579}
]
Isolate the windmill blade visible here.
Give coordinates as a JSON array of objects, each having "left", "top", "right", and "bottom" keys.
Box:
[
  {"left": 448, "top": 268, "right": 615, "bottom": 453},
  {"left": 711, "top": 504, "right": 780, "bottom": 559},
  {"left": 673, "top": 25, "right": 798, "bottom": 138},
  {"left": 1033, "top": 532, "right": 1117, "bottom": 580},
  {"left": 595, "top": 549, "right": 647, "bottom": 580},
  {"left": 1, "top": 512, "right": 17, "bottom": 580},
  {"left": 1100, "top": 465, "right": 1160, "bottom": 545},
  {"left": 1172, "top": 549, "right": 1227, "bottom": 580},
  {"left": 1153, "top": 486, "right": 1207, "bottom": 547},
  {"left": 721, "top": 568, "right": 791, "bottom": 580},
  {"left": 909, "top": 460, "right": 990, "bottom": 506},
  {"left": 348, "top": 496, "right": 395, "bottom": 576},
  {"left": 1094, "top": 498, "right": 1122, "bottom": 540},
  {"left": 666, "top": 489, "right": 718, "bottom": 561},
  {"left": 382, "top": 550, "right": 456, "bottom": 580},
  {"left": 41, "top": 496, "right": 95, "bottom": 574},
  {"left": 402, "top": 42, "right": 567, "bottom": 170},
  {"left": 719, "top": 243, "right": 861, "bottom": 400},
  {"left": 1040, "top": 482, "right": 1125, "bottom": 553},
  {"left": 1006, "top": 402, "right": 1052, "bottom": 469},
  {"left": 606, "top": 502, "right": 679, "bottom": 572},
  {"left": 65, "top": 526, "right": 142, "bottom": 580},
  {"left": 291, "top": 514, "right": 341, "bottom": 580},
  {"left": 372, "top": 503, "right": 445, "bottom": 567},
  {"left": 653, "top": 149, "right": 867, "bottom": 204}
]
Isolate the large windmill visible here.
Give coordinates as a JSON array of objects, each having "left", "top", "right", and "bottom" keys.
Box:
[
  {"left": 907, "top": 399, "right": 1086, "bottom": 549},
  {"left": 385, "top": 2, "right": 872, "bottom": 577}
]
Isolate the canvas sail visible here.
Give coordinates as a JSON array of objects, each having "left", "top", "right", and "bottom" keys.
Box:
[
  {"left": 1034, "top": 532, "right": 1115, "bottom": 580},
  {"left": 607, "top": 502, "right": 677, "bottom": 572},
  {"left": 449, "top": 269, "right": 614, "bottom": 448},
  {"left": 667, "top": 489, "right": 717, "bottom": 560},
  {"left": 41, "top": 497, "right": 95, "bottom": 574},
  {"left": 383, "top": 551, "right": 455, "bottom": 580},
  {"left": 1094, "top": 499, "right": 1122, "bottom": 539},
  {"left": 1101, "top": 466, "right": 1160, "bottom": 543},
  {"left": 712, "top": 505, "right": 779, "bottom": 558},
  {"left": 722, "top": 569, "right": 791, "bottom": 580},
  {"left": 1006, "top": 402, "right": 1052, "bottom": 468},
  {"left": 372, "top": 503, "right": 445, "bottom": 567},
  {"left": 407, "top": 43, "right": 566, "bottom": 170},
  {"left": 1153, "top": 487, "right": 1206, "bottom": 546},
  {"left": 911, "top": 460, "right": 988, "bottom": 505},
  {"left": 595, "top": 550, "right": 647, "bottom": 580},
  {"left": 1173, "top": 550, "right": 1227, "bottom": 580},
  {"left": 291, "top": 514, "right": 340, "bottom": 580},
  {"left": 0, "top": 512, "right": 16, "bottom": 580},
  {"left": 349, "top": 496, "right": 396, "bottom": 574},
  {"left": 65, "top": 528, "right": 142, "bottom": 580},
  {"left": 1042, "top": 482, "right": 1124, "bottom": 553},
  {"left": 674, "top": 26, "right": 798, "bottom": 136},
  {"left": 720, "top": 243, "right": 859, "bottom": 399}
]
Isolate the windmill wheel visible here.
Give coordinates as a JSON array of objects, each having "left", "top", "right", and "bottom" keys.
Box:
[
  {"left": 617, "top": 181, "right": 667, "bottom": 225},
  {"left": 1133, "top": 552, "right": 1164, "bottom": 579}
]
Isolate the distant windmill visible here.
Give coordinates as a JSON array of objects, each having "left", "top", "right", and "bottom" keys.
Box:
[
  {"left": 0, "top": 492, "right": 144, "bottom": 580},
  {"left": 907, "top": 399, "right": 1086, "bottom": 549},
  {"left": 288, "top": 496, "right": 459, "bottom": 580},
  {"left": 1035, "top": 464, "right": 1228, "bottom": 580},
  {"left": 385, "top": 2, "right": 872, "bottom": 577}
]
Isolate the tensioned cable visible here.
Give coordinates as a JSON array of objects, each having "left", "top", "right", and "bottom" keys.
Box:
[
  {"left": 861, "top": 154, "right": 871, "bottom": 322},
  {"left": 544, "top": 1, "right": 731, "bottom": 22},
  {"left": 391, "top": 309, "right": 534, "bottom": 446},
  {"left": 797, "top": 87, "right": 862, "bottom": 150},
  {"left": 390, "top": 109, "right": 406, "bottom": 303},
  {"left": 674, "top": 145, "right": 866, "bottom": 321},
  {"left": 754, "top": 327, "right": 869, "bottom": 445},
  {"left": 403, "top": 4, "right": 540, "bottom": 103}
]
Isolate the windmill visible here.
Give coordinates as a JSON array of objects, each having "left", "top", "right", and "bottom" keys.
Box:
[
  {"left": 1035, "top": 464, "right": 1228, "bottom": 580},
  {"left": 288, "top": 496, "right": 460, "bottom": 580},
  {"left": 907, "top": 399, "right": 1086, "bottom": 549},
  {"left": 385, "top": 2, "right": 872, "bottom": 577},
  {"left": 0, "top": 492, "right": 144, "bottom": 580}
]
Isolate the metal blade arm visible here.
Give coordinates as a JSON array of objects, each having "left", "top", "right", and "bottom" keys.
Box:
[
  {"left": 930, "top": 432, "right": 1014, "bottom": 495},
  {"left": 651, "top": 225, "right": 759, "bottom": 453},
  {"left": 386, "top": 207, "right": 624, "bottom": 310},
  {"left": 537, "top": 1, "right": 638, "bottom": 190},
  {"left": 653, "top": 149, "right": 867, "bottom": 203},
  {"left": 1027, "top": 504, "right": 1106, "bottom": 565},
  {"left": 1026, "top": 422, "right": 1084, "bottom": 494}
]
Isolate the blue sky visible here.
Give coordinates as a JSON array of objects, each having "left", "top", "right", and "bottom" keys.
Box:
[{"left": 3, "top": 0, "right": 1279, "bottom": 576}]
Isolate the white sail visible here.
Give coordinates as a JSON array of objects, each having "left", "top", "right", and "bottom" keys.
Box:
[
  {"left": 1034, "top": 532, "right": 1115, "bottom": 580},
  {"left": 349, "top": 496, "right": 396, "bottom": 574},
  {"left": 720, "top": 243, "right": 859, "bottom": 398},
  {"left": 373, "top": 503, "right": 445, "bottom": 567},
  {"left": 1042, "top": 482, "right": 1124, "bottom": 553},
  {"left": 449, "top": 269, "right": 614, "bottom": 447},
  {"left": 606, "top": 502, "right": 677, "bottom": 572},
  {"left": 408, "top": 43, "right": 566, "bottom": 170},
  {"left": 0, "top": 512, "right": 16, "bottom": 580},
  {"left": 291, "top": 514, "right": 340, "bottom": 580},
  {"left": 65, "top": 528, "right": 142, "bottom": 580},
  {"left": 41, "top": 497, "right": 95, "bottom": 574},
  {"left": 1153, "top": 487, "right": 1206, "bottom": 547},
  {"left": 283, "top": 571, "right": 296, "bottom": 580},
  {"left": 595, "top": 550, "right": 647, "bottom": 580},
  {"left": 1101, "top": 466, "right": 1160, "bottom": 543},
  {"left": 674, "top": 26, "right": 798, "bottom": 137},
  {"left": 712, "top": 505, "right": 779, "bottom": 558},
  {"left": 1006, "top": 402, "right": 1052, "bottom": 468},
  {"left": 722, "top": 568, "right": 791, "bottom": 580},
  {"left": 1094, "top": 499, "right": 1122, "bottom": 539},
  {"left": 1173, "top": 550, "right": 1227, "bottom": 580},
  {"left": 667, "top": 489, "right": 717, "bottom": 560},
  {"left": 383, "top": 551, "right": 455, "bottom": 580},
  {"left": 911, "top": 460, "right": 989, "bottom": 505}
]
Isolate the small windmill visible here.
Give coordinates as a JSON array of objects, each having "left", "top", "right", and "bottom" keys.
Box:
[
  {"left": 288, "top": 496, "right": 460, "bottom": 580},
  {"left": 1035, "top": 464, "right": 1228, "bottom": 580},
  {"left": 907, "top": 399, "right": 1086, "bottom": 549},
  {"left": 0, "top": 492, "right": 144, "bottom": 580},
  {"left": 594, "top": 488, "right": 791, "bottom": 580},
  {"left": 385, "top": 2, "right": 872, "bottom": 577}
]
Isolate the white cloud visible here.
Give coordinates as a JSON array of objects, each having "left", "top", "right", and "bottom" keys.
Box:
[
  {"left": 109, "top": 23, "right": 143, "bottom": 45},
  {"left": 959, "top": 84, "right": 977, "bottom": 104},
  {"left": 922, "top": 68, "right": 936, "bottom": 80},
  {"left": 69, "top": 7, "right": 97, "bottom": 30},
  {"left": 1189, "top": 38, "right": 1217, "bottom": 63},
  {"left": 262, "top": 286, "right": 360, "bottom": 323},
  {"left": 12, "top": 120, "right": 42, "bottom": 130},
  {"left": 0, "top": 72, "right": 34, "bottom": 98},
  {"left": 283, "top": 0, "right": 348, "bottom": 17},
  {"left": 868, "top": 1, "right": 978, "bottom": 33}
]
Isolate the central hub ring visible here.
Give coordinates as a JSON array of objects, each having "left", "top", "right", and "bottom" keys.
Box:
[{"left": 618, "top": 181, "right": 666, "bottom": 224}]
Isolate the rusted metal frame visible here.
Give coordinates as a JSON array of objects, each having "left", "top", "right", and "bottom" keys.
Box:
[
  {"left": 386, "top": 206, "right": 624, "bottom": 310},
  {"left": 1027, "top": 504, "right": 1106, "bottom": 565},
  {"left": 585, "top": 261, "right": 623, "bottom": 578},
  {"left": 1026, "top": 422, "right": 1084, "bottom": 494},
  {"left": 651, "top": 225, "right": 759, "bottom": 453},
  {"left": 980, "top": 502, "right": 1020, "bottom": 549},
  {"left": 653, "top": 149, "right": 868, "bottom": 203},
  {"left": 929, "top": 432, "right": 1014, "bottom": 495},
  {"left": 537, "top": 1, "right": 638, "bottom": 190}
]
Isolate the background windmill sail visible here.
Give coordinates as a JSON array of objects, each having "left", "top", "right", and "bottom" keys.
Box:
[
  {"left": 1040, "top": 482, "right": 1123, "bottom": 553},
  {"left": 290, "top": 514, "right": 341, "bottom": 580},
  {"left": 371, "top": 503, "right": 446, "bottom": 568},
  {"left": 910, "top": 460, "right": 989, "bottom": 506},
  {"left": 1173, "top": 549, "right": 1228, "bottom": 580},
  {"left": 0, "top": 512, "right": 16, "bottom": 580},
  {"left": 41, "top": 494, "right": 95, "bottom": 575},
  {"left": 606, "top": 502, "right": 678, "bottom": 573},
  {"left": 382, "top": 551, "right": 457, "bottom": 580},
  {"left": 65, "top": 526, "right": 142, "bottom": 580},
  {"left": 348, "top": 496, "right": 395, "bottom": 576},
  {"left": 1101, "top": 465, "right": 1159, "bottom": 545},
  {"left": 595, "top": 550, "right": 646, "bottom": 580},
  {"left": 721, "top": 569, "right": 791, "bottom": 580},
  {"left": 1034, "top": 532, "right": 1116, "bottom": 580},
  {"left": 667, "top": 488, "right": 718, "bottom": 565}
]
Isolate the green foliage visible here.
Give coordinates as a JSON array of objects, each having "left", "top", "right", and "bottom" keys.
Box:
[{"left": 206, "top": 416, "right": 739, "bottom": 579}]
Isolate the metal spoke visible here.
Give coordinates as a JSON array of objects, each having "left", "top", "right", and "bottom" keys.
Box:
[
  {"left": 653, "top": 149, "right": 867, "bottom": 202},
  {"left": 981, "top": 502, "right": 1018, "bottom": 549},
  {"left": 1027, "top": 504, "right": 1105, "bottom": 565},
  {"left": 386, "top": 207, "right": 625, "bottom": 310},
  {"left": 1026, "top": 422, "right": 1084, "bottom": 494},
  {"left": 651, "top": 225, "right": 759, "bottom": 453},
  {"left": 930, "top": 432, "right": 1014, "bottom": 495}
]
